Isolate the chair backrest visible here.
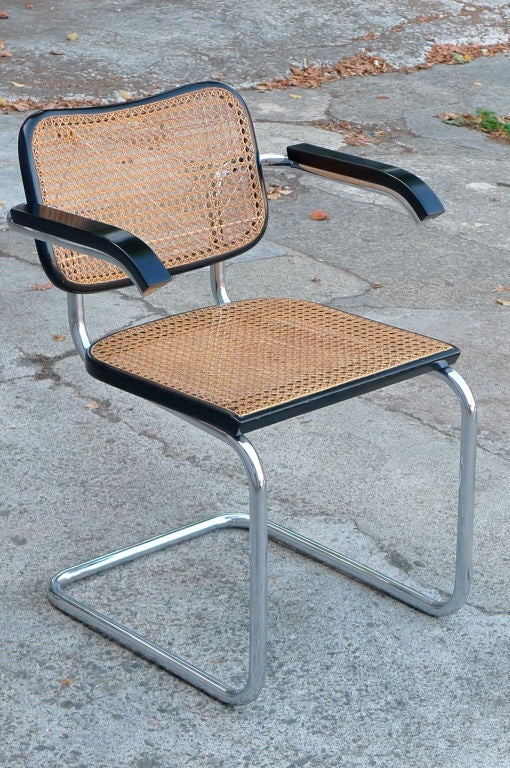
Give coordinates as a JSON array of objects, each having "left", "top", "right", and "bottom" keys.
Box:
[{"left": 18, "top": 82, "right": 268, "bottom": 292}]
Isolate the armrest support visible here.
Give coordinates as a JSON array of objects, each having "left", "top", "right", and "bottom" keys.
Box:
[
  {"left": 8, "top": 203, "right": 171, "bottom": 296},
  {"left": 286, "top": 143, "right": 445, "bottom": 222}
]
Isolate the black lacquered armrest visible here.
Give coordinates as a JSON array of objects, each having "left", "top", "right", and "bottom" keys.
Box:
[
  {"left": 8, "top": 203, "right": 171, "bottom": 296},
  {"left": 287, "top": 143, "right": 445, "bottom": 221}
]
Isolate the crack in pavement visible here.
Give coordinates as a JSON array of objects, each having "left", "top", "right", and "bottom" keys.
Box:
[
  {"left": 362, "top": 390, "right": 509, "bottom": 461},
  {"left": 0, "top": 250, "right": 38, "bottom": 268},
  {"left": 113, "top": 288, "right": 171, "bottom": 318}
]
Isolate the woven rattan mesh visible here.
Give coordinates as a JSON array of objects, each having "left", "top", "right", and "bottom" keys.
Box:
[
  {"left": 91, "top": 298, "right": 453, "bottom": 417},
  {"left": 30, "top": 86, "right": 266, "bottom": 289}
]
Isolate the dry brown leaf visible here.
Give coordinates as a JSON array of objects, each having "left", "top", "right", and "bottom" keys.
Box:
[
  {"left": 311, "top": 276, "right": 321, "bottom": 283},
  {"left": 344, "top": 133, "right": 372, "bottom": 146},
  {"left": 0, "top": 40, "right": 4, "bottom": 49},
  {"left": 0, "top": 49, "right": 12, "bottom": 57},
  {"left": 257, "top": 53, "right": 393, "bottom": 90},
  {"left": 0, "top": 12, "right": 9, "bottom": 19},
  {"left": 421, "top": 42, "right": 510, "bottom": 69},
  {"left": 266, "top": 184, "right": 293, "bottom": 200},
  {"left": 52, "top": 334, "right": 65, "bottom": 341},
  {"left": 59, "top": 678, "right": 72, "bottom": 686},
  {"left": 495, "top": 298, "right": 510, "bottom": 306},
  {"left": 310, "top": 209, "right": 330, "bottom": 221},
  {"left": 376, "top": 94, "right": 390, "bottom": 99},
  {"left": 26, "top": 3, "right": 35, "bottom": 7},
  {"left": 66, "top": 32, "right": 79, "bottom": 41},
  {"left": 371, "top": 282, "right": 384, "bottom": 289},
  {"left": 1, "top": 95, "right": 104, "bottom": 113},
  {"left": 314, "top": 118, "right": 388, "bottom": 145},
  {"left": 438, "top": 112, "right": 460, "bottom": 121},
  {"left": 10, "top": 100, "right": 31, "bottom": 111},
  {"left": 32, "top": 282, "right": 53, "bottom": 291}
]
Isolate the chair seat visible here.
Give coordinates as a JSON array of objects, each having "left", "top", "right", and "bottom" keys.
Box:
[{"left": 86, "top": 298, "right": 459, "bottom": 434}]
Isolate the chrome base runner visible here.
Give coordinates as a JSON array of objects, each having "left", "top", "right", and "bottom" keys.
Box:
[{"left": 48, "top": 364, "right": 476, "bottom": 705}]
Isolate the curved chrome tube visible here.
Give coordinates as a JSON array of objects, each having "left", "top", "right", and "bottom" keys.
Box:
[
  {"left": 67, "top": 294, "right": 91, "bottom": 360},
  {"left": 46, "top": 363, "right": 476, "bottom": 704},
  {"left": 210, "top": 261, "right": 231, "bottom": 305},
  {"left": 49, "top": 409, "right": 268, "bottom": 706},
  {"left": 259, "top": 153, "right": 291, "bottom": 167}
]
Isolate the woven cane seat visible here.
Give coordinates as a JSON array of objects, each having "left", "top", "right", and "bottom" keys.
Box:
[{"left": 88, "top": 298, "right": 457, "bottom": 432}]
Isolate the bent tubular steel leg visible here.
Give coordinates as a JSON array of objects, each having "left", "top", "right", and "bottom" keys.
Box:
[
  {"left": 49, "top": 430, "right": 268, "bottom": 706},
  {"left": 261, "top": 362, "right": 475, "bottom": 617},
  {"left": 48, "top": 363, "right": 474, "bottom": 703}
]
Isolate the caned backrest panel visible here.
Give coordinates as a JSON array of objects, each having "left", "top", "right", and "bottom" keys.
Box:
[{"left": 21, "top": 83, "right": 267, "bottom": 291}]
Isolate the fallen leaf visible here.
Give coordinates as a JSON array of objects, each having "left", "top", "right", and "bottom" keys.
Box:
[
  {"left": 0, "top": 11, "right": 9, "bottom": 19},
  {"left": 495, "top": 298, "right": 510, "bottom": 306},
  {"left": 26, "top": 3, "right": 35, "bottom": 7},
  {"left": 66, "top": 32, "right": 79, "bottom": 41},
  {"left": 266, "top": 184, "right": 293, "bottom": 200},
  {"left": 10, "top": 81, "right": 27, "bottom": 88},
  {"left": 32, "top": 282, "right": 53, "bottom": 291},
  {"left": 376, "top": 94, "right": 390, "bottom": 99},
  {"left": 257, "top": 53, "right": 394, "bottom": 90},
  {"left": 311, "top": 276, "right": 321, "bottom": 283},
  {"left": 310, "top": 209, "right": 330, "bottom": 221},
  {"left": 52, "top": 334, "right": 65, "bottom": 341},
  {"left": 0, "top": 40, "right": 4, "bottom": 48},
  {"left": 0, "top": 49, "right": 12, "bottom": 57},
  {"left": 491, "top": 285, "right": 510, "bottom": 292},
  {"left": 59, "top": 678, "right": 72, "bottom": 686},
  {"left": 0, "top": 98, "right": 7, "bottom": 107},
  {"left": 371, "top": 282, "right": 384, "bottom": 288},
  {"left": 85, "top": 401, "right": 101, "bottom": 410},
  {"left": 344, "top": 133, "right": 372, "bottom": 146},
  {"left": 1, "top": 95, "right": 104, "bottom": 113},
  {"left": 10, "top": 100, "right": 31, "bottom": 111},
  {"left": 118, "top": 90, "right": 133, "bottom": 101},
  {"left": 473, "top": 81, "right": 482, "bottom": 86},
  {"left": 451, "top": 51, "right": 472, "bottom": 64},
  {"left": 289, "top": 93, "right": 302, "bottom": 99},
  {"left": 48, "top": 49, "right": 64, "bottom": 55}
]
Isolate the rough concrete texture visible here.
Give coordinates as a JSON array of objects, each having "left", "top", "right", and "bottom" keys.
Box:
[{"left": 0, "top": 2, "right": 509, "bottom": 767}]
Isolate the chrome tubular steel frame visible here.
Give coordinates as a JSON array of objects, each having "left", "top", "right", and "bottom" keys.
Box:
[
  {"left": 209, "top": 261, "right": 231, "bottom": 305},
  {"left": 50, "top": 424, "right": 269, "bottom": 706},
  {"left": 67, "top": 294, "right": 90, "bottom": 360},
  {"left": 49, "top": 338, "right": 476, "bottom": 703}
]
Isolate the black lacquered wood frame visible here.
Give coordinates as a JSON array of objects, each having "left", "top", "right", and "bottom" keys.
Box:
[
  {"left": 9, "top": 203, "right": 171, "bottom": 296},
  {"left": 287, "top": 143, "right": 445, "bottom": 221}
]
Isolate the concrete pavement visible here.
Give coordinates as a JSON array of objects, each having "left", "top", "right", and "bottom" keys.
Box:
[{"left": 0, "top": 3, "right": 509, "bottom": 767}]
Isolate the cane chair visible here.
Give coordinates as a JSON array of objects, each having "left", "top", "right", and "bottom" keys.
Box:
[{"left": 8, "top": 81, "right": 476, "bottom": 705}]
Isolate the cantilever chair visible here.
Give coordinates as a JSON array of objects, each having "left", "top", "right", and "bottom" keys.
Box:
[{"left": 8, "top": 82, "right": 476, "bottom": 705}]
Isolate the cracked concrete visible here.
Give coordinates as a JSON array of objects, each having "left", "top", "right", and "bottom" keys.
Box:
[{"left": 1, "top": 3, "right": 510, "bottom": 768}]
